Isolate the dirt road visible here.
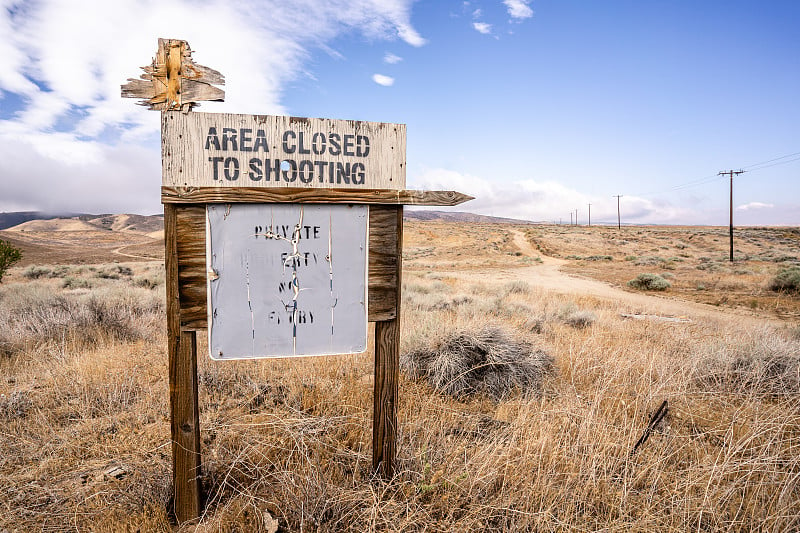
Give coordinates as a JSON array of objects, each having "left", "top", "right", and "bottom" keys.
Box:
[{"left": 450, "top": 230, "right": 781, "bottom": 327}]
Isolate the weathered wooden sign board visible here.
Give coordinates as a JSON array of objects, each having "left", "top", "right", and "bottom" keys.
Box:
[
  {"left": 207, "top": 203, "right": 368, "bottom": 359},
  {"left": 123, "top": 38, "right": 472, "bottom": 526},
  {"left": 163, "top": 112, "right": 406, "bottom": 188}
]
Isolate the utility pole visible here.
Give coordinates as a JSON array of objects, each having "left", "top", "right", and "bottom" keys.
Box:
[
  {"left": 613, "top": 195, "right": 622, "bottom": 229},
  {"left": 718, "top": 169, "right": 745, "bottom": 262},
  {"left": 570, "top": 212, "right": 573, "bottom": 225},
  {"left": 587, "top": 204, "right": 591, "bottom": 226}
]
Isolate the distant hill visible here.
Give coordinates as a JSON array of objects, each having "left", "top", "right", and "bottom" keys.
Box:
[
  {"left": 404, "top": 210, "right": 539, "bottom": 225},
  {"left": 2, "top": 209, "right": 531, "bottom": 233},
  {"left": 3, "top": 212, "right": 164, "bottom": 237},
  {"left": 0, "top": 211, "right": 85, "bottom": 230}
]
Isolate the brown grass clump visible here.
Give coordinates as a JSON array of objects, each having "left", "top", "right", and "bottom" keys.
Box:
[
  {"left": 693, "top": 327, "right": 800, "bottom": 397},
  {"left": 401, "top": 324, "right": 553, "bottom": 400}
]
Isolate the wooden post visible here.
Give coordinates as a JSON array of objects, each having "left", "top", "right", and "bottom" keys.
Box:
[
  {"left": 165, "top": 204, "right": 202, "bottom": 522},
  {"left": 372, "top": 206, "right": 403, "bottom": 478}
]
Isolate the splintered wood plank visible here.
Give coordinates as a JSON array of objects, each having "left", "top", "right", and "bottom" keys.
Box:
[
  {"left": 373, "top": 206, "right": 403, "bottom": 478},
  {"left": 174, "top": 205, "right": 403, "bottom": 328},
  {"left": 161, "top": 186, "right": 472, "bottom": 206},
  {"left": 121, "top": 38, "right": 224, "bottom": 111},
  {"left": 161, "top": 112, "right": 406, "bottom": 189},
  {"left": 165, "top": 205, "right": 202, "bottom": 523}
]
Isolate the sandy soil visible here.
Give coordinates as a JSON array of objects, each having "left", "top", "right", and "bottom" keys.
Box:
[{"left": 446, "top": 230, "right": 784, "bottom": 327}]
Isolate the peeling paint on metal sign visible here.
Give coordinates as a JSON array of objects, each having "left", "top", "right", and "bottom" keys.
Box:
[{"left": 206, "top": 204, "right": 368, "bottom": 359}]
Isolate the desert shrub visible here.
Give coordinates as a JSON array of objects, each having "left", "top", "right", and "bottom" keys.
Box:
[
  {"left": 96, "top": 264, "right": 133, "bottom": 280},
  {"left": 563, "top": 310, "right": 597, "bottom": 329},
  {"left": 693, "top": 328, "right": 800, "bottom": 396},
  {"left": 401, "top": 325, "right": 553, "bottom": 400},
  {"left": 768, "top": 267, "right": 800, "bottom": 294},
  {"left": 628, "top": 273, "right": 671, "bottom": 291},
  {"left": 404, "top": 280, "right": 450, "bottom": 295},
  {"left": 22, "top": 265, "right": 51, "bottom": 279},
  {"left": 634, "top": 256, "right": 665, "bottom": 266},
  {"left": 62, "top": 276, "right": 91, "bottom": 289},
  {"left": 132, "top": 275, "right": 162, "bottom": 289},
  {"left": 584, "top": 255, "right": 613, "bottom": 261},
  {"left": 0, "top": 283, "right": 163, "bottom": 352},
  {"left": 696, "top": 262, "right": 730, "bottom": 273},
  {"left": 502, "top": 280, "right": 531, "bottom": 295},
  {"left": 0, "top": 239, "right": 22, "bottom": 283}
]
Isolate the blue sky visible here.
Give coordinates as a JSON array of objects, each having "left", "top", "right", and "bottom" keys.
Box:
[{"left": 1, "top": 0, "right": 798, "bottom": 225}]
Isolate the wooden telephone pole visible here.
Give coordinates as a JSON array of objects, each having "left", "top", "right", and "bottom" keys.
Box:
[
  {"left": 613, "top": 195, "right": 622, "bottom": 229},
  {"left": 718, "top": 169, "right": 745, "bottom": 262}
]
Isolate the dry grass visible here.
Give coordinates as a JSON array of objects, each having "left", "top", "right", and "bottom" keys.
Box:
[
  {"left": 1, "top": 227, "right": 799, "bottom": 531},
  {"left": 401, "top": 324, "right": 553, "bottom": 400}
]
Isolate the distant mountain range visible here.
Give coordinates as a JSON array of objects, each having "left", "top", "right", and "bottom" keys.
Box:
[
  {"left": 0, "top": 212, "right": 164, "bottom": 236},
  {"left": 404, "top": 210, "right": 538, "bottom": 224},
  {"left": 1, "top": 210, "right": 537, "bottom": 232},
  {"left": 0, "top": 211, "right": 82, "bottom": 230}
]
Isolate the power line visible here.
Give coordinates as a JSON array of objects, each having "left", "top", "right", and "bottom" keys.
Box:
[
  {"left": 631, "top": 149, "right": 800, "bottom": 198},
  {"left": 744, "top": 155, "right": 800, "bottom": 172},
  {"left": 741, "top": 151, "right": 800, "bottom": 171}
]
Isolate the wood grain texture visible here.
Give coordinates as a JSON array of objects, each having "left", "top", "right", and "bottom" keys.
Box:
[
  {"left": 368, "top": 207, "right": 401, "bottom": 321},
  {"left": 162, "top": 112, "right": 405, "bottom": 189},
  {"left": 166, "top": 205, "right": 203, "bottom": 522},
  {"left": 175, "top": 206, "right": 207, "bottom": 329},
  {"left": 162, "top": 186, "right": 472, "bottom": 206},
  {"left": 174, "top": 205, "right": 401, "bottom": 327},
  {"left": 372, "top": 206, "right": 402, "bottom": 478}
]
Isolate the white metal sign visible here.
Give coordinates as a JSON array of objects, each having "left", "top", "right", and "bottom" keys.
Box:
[{"left": 206, "top": 204, "right": 368, "bottom": 359}]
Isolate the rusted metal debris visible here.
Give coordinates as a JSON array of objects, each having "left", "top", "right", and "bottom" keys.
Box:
[
  {"left": 121, "top": 38, "right": 224, "bottom": 111},
  {"left": 631, "top": 399, "right": 669, "bottom": 456}
]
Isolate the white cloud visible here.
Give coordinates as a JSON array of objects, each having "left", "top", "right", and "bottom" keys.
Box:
[
  {"left": 0, "top": 134, "right": 161, "bottom": 214},
  {"left": 504, "top": 0, "right": 533, "bottom": 20},
  {"left": 472, "top": 9, "right": 482, "bottom": 18},
  {"left": 473, "top": 22, "right": 492, "bottom": 34},
  {"left": 736, "top": 202, "right": 774, "bottom": 211},
  {"left": 410, "top": 169, "right": 696, "bottom": 224},
  {"left": 0, "top": 0, "right": 424, "bottom": 214},
  {"left": 384, "top": 52, "right": 403, "bottom": 64},
  {"left": 372, "top": 74, "right": 395, "bottom": 86}
]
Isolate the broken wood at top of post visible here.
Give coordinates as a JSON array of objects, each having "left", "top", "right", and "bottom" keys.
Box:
[{"left": 121, "top": 38, "right": 225, "bottom": 111}]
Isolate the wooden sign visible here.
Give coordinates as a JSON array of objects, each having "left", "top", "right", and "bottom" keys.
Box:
[
  {"left": 122, "top": 38, "right": 473, "bottom": 526},
  {"left": 163, "top": 112, "right": 406, "bottom": 188},
  {"left": 207, "top": 204, "right": 368, "bottom": 359}
]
